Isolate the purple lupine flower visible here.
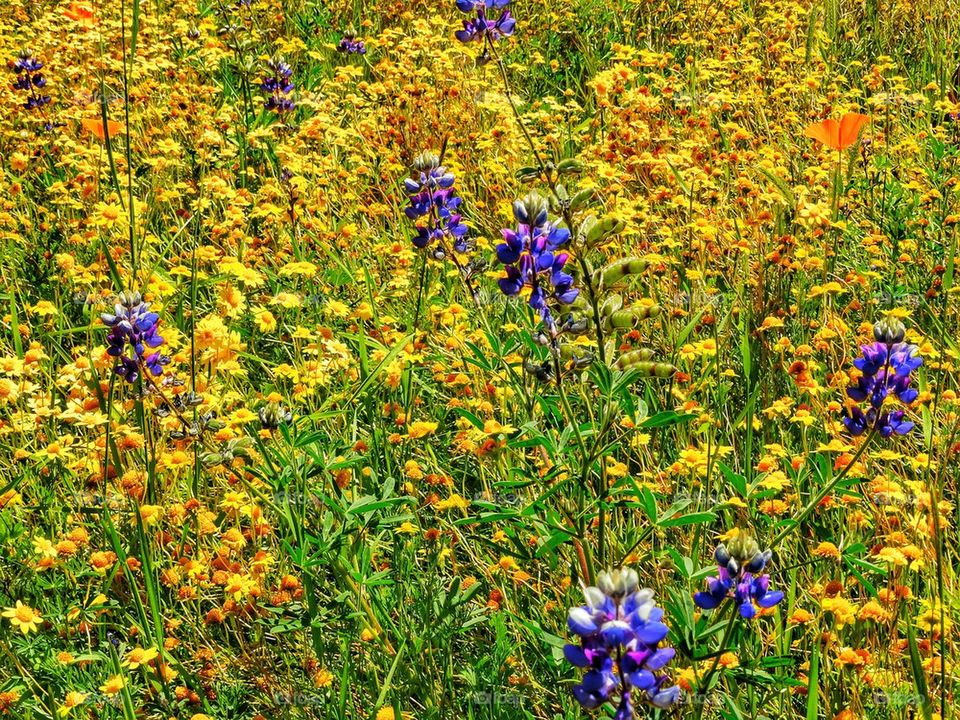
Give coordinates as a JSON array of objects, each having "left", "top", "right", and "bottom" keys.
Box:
[
  {"left": 842, "top": 317, "right": 921, "bottom": 437},
  {"left": 11, "top": 52, "right": 51, "bottom": 111},
  {"left": 260, "top": 58, "right": 295, "bottom": 113},
  {"left": 100, "top": 291, "right": 169, "bottom": 383},
  {"left": 495, "top": 192, "right": 577, "bottom": 333},
  {"left": 565, "top": 569, "right": 681, "bottom": 717},
  {"left": 337, "top": 28, "right": 366, "bottom": 54},
  {"left": 403, "top": 152, "right": 469, "bottom": 254},
  {"left": 455, "top": 10, "right": 515, "bottom": 43},
  {"left": 694, "top": 533, "right": 784, "bottom": 620},
  {"left": 454, "top": 0, "right": 515, "bottom": 43},
  {"left": 456, "top": 0, "right": 511, "bottom": 9}
]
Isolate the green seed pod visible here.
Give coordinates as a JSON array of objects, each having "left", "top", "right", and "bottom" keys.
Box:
[
  {"left": 569, "top": 187, "right": 596, "bottom": 212},
  {"left": 579, "top": 215, "right": 598, "bottom": 243},
  {"left": 566, "top": 293, "right": 589, "bottom": 311},
  {"left": 560, "top": 315, "right": 592, "bottom": 335},
  {"left": 605, "top": 304, "right": 662, "bottom": 329},
  {"left": 201, "top": 452, "right": 224, "bottom": 467},
  {"left": 614, "top": 352, "right": 676, "bottom": 378},
  {"left": 594, "top": 257, "right": 650, "bottom": 289},
  {"left": 556, "top": 158, "right": 584, "bottom": 175},
  {"left": 585, "top": 216, "right": 626, "bottom": 246},
  {"left": 600, "top": 294, "right": 623, "bottom": 317}
]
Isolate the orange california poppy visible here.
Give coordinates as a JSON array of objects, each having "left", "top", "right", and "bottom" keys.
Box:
[
  {"left": 81, "top": 118, "right": 124, "bottom": 143},
  {"left": 804, "top": 113, "right": 870, "bottom": 152},
  {"left": 63, "top": 2, "right": 95, "bottom": 22}
]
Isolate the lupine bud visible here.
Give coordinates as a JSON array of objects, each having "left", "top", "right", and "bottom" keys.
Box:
[
  {"left": 100, "top": 290, "right": 168, "bottom": 383},
  {"left": 496, "top": 194, "right": 577, "bottom": 333},
  {"left": 259, "top": 402, "right": 292, "bottom": 430},
  {"left": 403, "top": 155, "right": 468, "bottom": 252},
  {"left": 414, "top": 151, "right": 440, "bottom": 173},
  {"left": 597, "top": 568, "right": 639, "bottom": 598},
  {"left": 714, "top": 544, "right": 731, "bottom": 566},
  {"left": 260, "top": 57, "right": 295, "bottom": 113},
  {"left": 514, "top": 192, "right": 549, "bottom": 227},
  {"left": 873, "top": 316, "right": 906, "bottom": 344}
]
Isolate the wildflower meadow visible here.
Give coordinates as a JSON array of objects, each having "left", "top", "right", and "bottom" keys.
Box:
[{"left": 1, "top": 0, "right": 959, "bottom": 718}]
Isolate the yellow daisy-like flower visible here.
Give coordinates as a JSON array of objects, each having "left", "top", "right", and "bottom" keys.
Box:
[
  {"left": 3, "top": 601, "right": 43, "bottom": 634},
  {"left": 223, "top": 572, "right": 257, "bottom": 600},
  {"left": 122, "top": 646, "right": 159, "bottom": 670},
  {"left": 58, "top": 691, "right": 88, "bottom": 717},
  {"left": 313, "top": 669, "right": 334, "bottom": 688},
  {"left": 406, "top": 421, "right": 438, "bottom": 439},
  {"left": 98, "top": 675, "right": 126, "bottom": 696}
]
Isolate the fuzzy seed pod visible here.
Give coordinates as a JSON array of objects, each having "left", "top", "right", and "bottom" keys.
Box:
[
  {"left": 600, "top": 294, "right": 623, "bottom": 317},
  {"left": 594, "top": 257, "right": 649, "bottom": 289},
  {"left": 605, "top": 304, "right": 662, "bottom": 329},
  {"left": 614, "top": 352, "right": 676, "bottom": 378}
]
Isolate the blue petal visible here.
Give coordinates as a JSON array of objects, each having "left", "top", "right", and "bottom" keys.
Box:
[
  {"left": 693, "top": 591, "right": 722, "bottom": 609},
  {"left": 634, "top": 621, "right": 668, "bottom": 644},
  {"left": 757, "top": 591, "right": 784, "bottom": 608},
  {"left": 563, "top": 643, "right": 589, "bottom": 667}
]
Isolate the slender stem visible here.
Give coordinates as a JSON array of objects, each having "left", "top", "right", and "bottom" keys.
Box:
[
  {"left": 770, "top": 426, "right": 876, "bottom": 547},
  {"left": 412, "top": 253, "right": 428, "bottom": 330},
  {"left": 484, "top": 37, "right": 546, "bottom": 171},
  {"left": 575, "top": 253, "right": 607, "bottom": 364},
  {"left": 552, "top": 347, "right": 588, "bottom": 465},
  {"left": 694, "top": 602, "right": 738, "bottom": 720}
]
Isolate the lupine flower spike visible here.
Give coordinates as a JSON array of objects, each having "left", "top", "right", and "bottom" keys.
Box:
[
  {"left": 694, "top": 530, "right": 784, "bottom": 619},
  {"left": 403, "top": 151, "right": 468, "bottom": 256},
  {"left": 100, "top": 291, "right": 169, "bottom": 383},
  {"left": 496, "top": 192, "right": 578, "bottom": 334},
  {"left": 260, "top": 58, "right": 295, "bottom": 113},
  {"left": 11, "top": 52, "right": 51, "bottom": 111},
  {"left": 842, "top": 316, "right": 921, "bottom": 438},
  {"left": 565, "top": 568, "right": 680, "bottom": 718},
  {"left": 337, "top": 28, "right": 366, "bottom": 54},
  {"left": 454, "top": 0, "right": 515, "bottom": 43}
]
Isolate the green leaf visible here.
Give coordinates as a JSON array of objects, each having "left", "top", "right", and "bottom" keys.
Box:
[
  {"left": 641, "top": 411, "right": 696, "bottom": 429},
  {"left": 907, "top": 615, "right": 934, "bottom": 720},
  {"left": 806, "top": 640, "right": 820, "bottom": 720},
  {"left": 659, "top": 511, "right": 716, "bottom": 528},
  {"left": 718, "top": 462, "right": 747, "bottom": 496}
]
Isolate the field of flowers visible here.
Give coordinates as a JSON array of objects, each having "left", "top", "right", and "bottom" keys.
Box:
[{"left": 1, "top": 0, "right": 959, "bottom": 718}]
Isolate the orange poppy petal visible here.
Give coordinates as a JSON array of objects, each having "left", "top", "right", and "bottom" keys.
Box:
[
  {"left": 81, "top": 118, "right": 124, "bottom": 143},
  {"left": 64, "top": 2, "right": 94, "bottom": 21},
  {"left": 838, "top": 113, "right": 869, "bottom": 151},
  {"left": 804, "top": 119, "right": 840, "bottom": 150}
]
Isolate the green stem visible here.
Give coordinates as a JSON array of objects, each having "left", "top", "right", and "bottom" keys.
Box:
[{"left": 770, "top": 426, "right": 876, "bottom": 547}]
